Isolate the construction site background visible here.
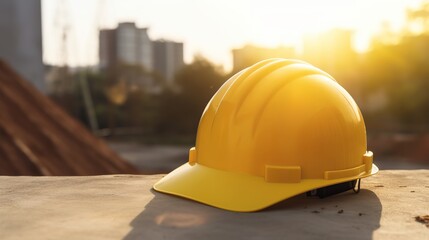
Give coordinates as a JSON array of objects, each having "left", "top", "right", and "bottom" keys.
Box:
[{"left": 1, "top": 1, "right": 429, "bottom": 175}]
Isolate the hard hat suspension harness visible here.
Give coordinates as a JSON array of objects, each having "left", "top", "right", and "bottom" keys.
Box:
[{"left": 306, "top": 179, "right": 361, "bottom": 198}]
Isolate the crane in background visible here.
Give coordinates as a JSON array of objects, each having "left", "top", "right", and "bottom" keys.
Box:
[{"left": 54, "top": 0, "right": 99, "bottom": 133}]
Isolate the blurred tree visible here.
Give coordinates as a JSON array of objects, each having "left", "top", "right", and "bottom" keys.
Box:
[
  {"left": 49, "top": 67, "right": 86, "bottom": 123},
  {"left": 104, "top": 78, "right": 127, "bottom": 135},
  {"left": 85, "top": 70, "right": 110, "bottom": 129},
  {"left": 361, "top": 34, "right": 429, "bottom": 128},
  {"left": 406, "top": 1, "right": 429, "bottom": 34},
  {"left": 101, "top": 63, "right": 155, "bottom": 135},
  {"left": 157, "top": 56, "right": 226, "bottom": 134},
  {"left": 48, "top": 57, "right": 227, "bottom": 139}
]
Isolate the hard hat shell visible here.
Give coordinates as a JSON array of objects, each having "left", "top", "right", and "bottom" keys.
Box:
[{"left": 154, "top": 58, "right": 378, "bottom": 212}]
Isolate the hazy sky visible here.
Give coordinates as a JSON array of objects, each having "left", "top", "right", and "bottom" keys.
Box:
[{"left": 42, "top": 0, "right": 423, "bottom": 71}]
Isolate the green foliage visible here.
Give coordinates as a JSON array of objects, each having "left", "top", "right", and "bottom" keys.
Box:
[
  {"left": 157, "top": 56, "right": 226, "bottom": 134},
  {"left": 49, "top": 69, "right": 86, "bottom": 124},
  {"left": 49, "top": 57, "right": 227, "bottom": 139},
  {"left": 361, "top": 34, "right": 429, "bottom": 126},
  {"left": 50, "top": 34, "right": 429, "bottom": 136}
]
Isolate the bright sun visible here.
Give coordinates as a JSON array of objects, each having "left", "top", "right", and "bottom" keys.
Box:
[
  {"left": 42, "top": 0, "right": 422, "bottom": 69},
  {"left": 237, "top": 0, "right": 366, "bottom": 49}
]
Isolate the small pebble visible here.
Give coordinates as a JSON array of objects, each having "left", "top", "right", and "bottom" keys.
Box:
[
  {"left": 359, "top": 213, "right": 364, "bottom": 216},
  {"left": 399, "top": 186, "right": 407, "bottom": 188},
  {"left": 374, "top": 185, "right": 384, "bottom": 187},
  {"left": 312, "top": 210, "right": 320, "bottom": 214},
  {"left": 338, "top": 209, "right": 344, "bottom": 214},
  {"left": 411, "top": 190, "right": 415, "bottom": 193}
]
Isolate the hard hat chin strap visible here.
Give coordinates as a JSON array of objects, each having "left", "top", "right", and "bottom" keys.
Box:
[
  {"left": 306, "top": 179, "right": 361, "bottom": 198},
  {"left": 353, "top": 178, "right": 361, "bottom": 193}
]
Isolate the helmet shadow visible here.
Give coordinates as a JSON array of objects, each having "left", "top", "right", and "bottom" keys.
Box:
[{"left": 123, "top": 189, "right": 381, "bottom": 240}]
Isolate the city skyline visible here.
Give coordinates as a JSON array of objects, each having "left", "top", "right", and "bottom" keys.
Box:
[
  {"left": 99, "top": 22, "right": 184, "bottom": 87},
  {"left": 42, "top": 0, "right": 423, "bottom": 71}
]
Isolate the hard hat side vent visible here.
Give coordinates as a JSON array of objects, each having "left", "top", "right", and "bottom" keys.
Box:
[{"left": 265, "top": 165, "right": 301, "bottom": 183}]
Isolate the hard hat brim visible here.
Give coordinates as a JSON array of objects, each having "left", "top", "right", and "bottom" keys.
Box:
[{"left": 153, "top": 163, "right": 379, "bottom": 212}]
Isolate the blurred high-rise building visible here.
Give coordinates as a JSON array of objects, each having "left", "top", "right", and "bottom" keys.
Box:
[
  {"left": 152, "top": 40, "right": 184, "bottom": 85},
  {"left": 302, "top": 29, "right": 356, "bottom": 75},
  {"left": 0, "top": 0, "right": 44, "bottom": 92},
  {"left": 99, "top": 23, "right": 184, "bottom": 88},
  {"left": 99, "top": 29, "right": 117, "bottom": 68},
  {"left": 99, "top": 22, "right": 153, "bottom": 71},
  {"left": 232, "top": 45, "right": 295, "bottom": 73}
]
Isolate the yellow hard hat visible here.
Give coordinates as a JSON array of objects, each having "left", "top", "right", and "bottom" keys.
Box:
[{"left": 154, "top": 58, "right": 378, "bottom": 212}]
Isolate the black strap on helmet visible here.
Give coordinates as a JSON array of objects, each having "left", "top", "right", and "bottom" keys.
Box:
[{"left": 306, "top": 179, "right": 361, "bottom": 198}]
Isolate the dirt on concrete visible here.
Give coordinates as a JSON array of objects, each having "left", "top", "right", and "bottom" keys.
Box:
[{"left": 415, "top": 215, "right": 429, "bottom": 228}]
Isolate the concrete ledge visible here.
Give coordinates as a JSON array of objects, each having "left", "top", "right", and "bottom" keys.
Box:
[{"left": 0, "top": 170, "right": 428, "bottom": 239}]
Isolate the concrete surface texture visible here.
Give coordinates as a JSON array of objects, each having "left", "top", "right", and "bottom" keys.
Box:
[{"left": 0, "top": 170, "right": 428, "bottom": 239}]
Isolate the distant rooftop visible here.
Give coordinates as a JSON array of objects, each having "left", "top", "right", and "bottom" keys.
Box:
[{"left": 0, "top": 60, "right": 137, "bottom": 175}]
